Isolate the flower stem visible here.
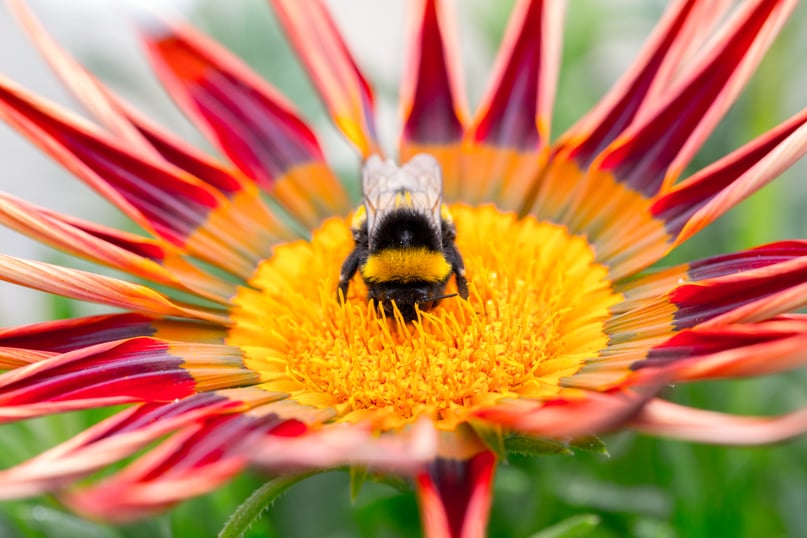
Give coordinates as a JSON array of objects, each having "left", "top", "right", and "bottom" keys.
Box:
[{"left": 218, "top": 471, "right": 321, "bottom": 538}]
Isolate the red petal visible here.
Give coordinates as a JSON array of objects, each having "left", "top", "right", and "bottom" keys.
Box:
[
  {"left": 0, "top": 338, "right": 257, "bottom": 420},
  {"left": 528, "top": 1, "right": 732, "bottom": 246},
  {"left": 467, "top": 0, "right": 561, "bottom": 150},
  {"left": 0, "top": 78, "right": 269, "bottom": 278},
  {"left": 630, "top": 398, "right": 807, "bottom": 445},
  {"left": 0, "top": 254, "right": 228, "bottom": 324},
  {"left": 49, "top": 393, "right": 313, "bottom": 520},
  {"left": 517, "top": 4, "right": 751, "bottom": 278},
  {"left": 270, "top": 0, "right": 381, "bottom": 157},
  {"left": 416, "top": 451, "right": 496, "bottom": 538},
  {"left": 619, "top": 241, "right": 807, "bottom": 305},
  {"left": 0, "top": 313, "right": 226, "bottom": 354},
  {"left": 7, "top": 0, "right": 154, "bottom": 152},
  {"left": 594, "top": 0, "right": 795, "bottom": 197},
  {"left": 10, "top": 0, "right": 309, "bottom": 268},
  {"left": 0, "top": 391, "right": 253, "bottom": 499},
  {"left": 400, "top": 0, "right": 467, "bottom": 147},
  {"left": 248, "top": 417, "right": 437, "bottom": 474},
  {"left": 555, "top": 0, "right": 730, "bottom": 168},
  {"left": 0, "top": 193, "right": 234, "bottom": 302},
  {"left": 399, "top": 0, "right": 467, "bottom": 200},
  {"left": 652, "top": 106, "right": 807, "bottom": 246},
  {"left": 111, "top": 101, "right": 308, "bottom": 249},
  {"left": 639, "top": 316, "right": 807, "bottom": 380},
  {"left": 460, "top": 0, "right": 563, "bottom": 206},
  {"left": 671, "top": 256, "right": 807, "bottom": 328},
  {"left": 476, "top": 378, "right": 664, "bottom": 438},
  {"left": 141, "top": 19, "right": 349, "bottom": 226},
  {"left": 65, "top": 412, "right": 298, "bottom": 521},
  {"left": 55, "top": 210, "right": 242, "bottom": 299},
  {"left": 608, "top": 242, "right": 807, "bottom": 343}
]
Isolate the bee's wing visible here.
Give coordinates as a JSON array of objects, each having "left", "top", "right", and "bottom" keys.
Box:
[{"left": 361, "top": 154, "right": 443, "bottom": 236}]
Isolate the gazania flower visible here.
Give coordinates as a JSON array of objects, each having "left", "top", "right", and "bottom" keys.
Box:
[{"left": 1, "top": 0, "right": 807, "bottom": 535}]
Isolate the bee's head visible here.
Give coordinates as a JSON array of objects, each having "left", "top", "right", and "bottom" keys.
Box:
[{"left": 369, "top": 284, "right": 457, "bottom": 322}]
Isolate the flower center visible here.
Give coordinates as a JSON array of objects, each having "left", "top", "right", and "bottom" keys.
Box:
[{"left": 227, "top": 205, "right": 621, "bottom": 430}]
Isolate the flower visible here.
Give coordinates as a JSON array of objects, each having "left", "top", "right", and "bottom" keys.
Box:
[{"left": 0, "top": 0, "right": 806, "bottom": 536}]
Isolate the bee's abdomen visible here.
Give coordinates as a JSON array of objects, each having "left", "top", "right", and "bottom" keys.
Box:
[{"left": 360, "top": 247, "right": 452, "bottom": 284}]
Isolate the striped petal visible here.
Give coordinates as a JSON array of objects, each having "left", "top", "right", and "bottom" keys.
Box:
[
  {"left": 630, "top": 399, "right": 807, "bottom": 445},
  {"left": 0, "top": 338, "right": 257, "bottom": 420},
  {"left": 671, "top": 258, "right": 807, "bottom": 329},
  {"left": 0, "top": 193, "right": 234, "bottom": 302},
  {"left": 527, "top": 0, "right": 795, "bottom": 280},
  {"left": 475, "top": 381, "right": 662, "bottom": 439},
  {"left": 653, "top": 106, "right": 807, "bottom": 247},
  {"left": 638, "top": 315, "right": 807, "bottom": 381},
  {"left": 607, "top": 242, "right": 807, "bottom": 350},
  {"left": 270, "top": 0, "right": 381, "bottom": 157},
  {"left": 113, "top": 104, "right": 306, "bottom": 263},
  {"left": 64, "top": 404, "right": 305, "bottom": 521},
  {"left": 0, "top": 78, "right": 284, "bottom": 279},
  {"left": 574, "top": 244, "right": 807, "bottom": 388},
  {"left": 0, "top": 348, "right": 52, "bottom": 370},
  {"left": 593, "top": 0, "right": 795, "bottom": 197},
  {"left": 416, "top": 451, "right": 496, "bottom": 538},
  {"left": 399, "top": 0, "right": 468, "bottom": 200},
  {"left": 0, "top": 313, "right": 226, "bottom": 354},
  {"left": 7, "top": 1, "right": 299, "bottom": 259},
  {"left": 0, "top": 391, "right": 259, "bottom": 499},
  {"left": 549, "top": 0, "right": 731, "bottom": 171},
  {"left": 616, "top": 241, "right": 807, "bottom": 312},
  {"left": 531, "top": 0, "right": 711, "bottom": 229},
  {"left": 7, "top": 0, "right": 154, "bottom": 151},
  {"left": 0, "top": 255, "right": 227, "bottom": 324},
  {"left": 140, "top": 18, "right": 349, "bottom": 227},
  {"left": 461, "top": 0, "right": 564, "bottom": 207},
  {"left": 247, "top": 417, "right": 437, "bottom": 473}
]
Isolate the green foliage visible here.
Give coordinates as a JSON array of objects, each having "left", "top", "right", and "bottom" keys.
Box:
[
  {"left": 527, "top": 514, "right": 600, "bottom": 538},
  {"left": 218, "top": 473, "right": 319, "bottom": 538},
  {"left": 505, "top": 436, "right": 573, "bottom": 457}
]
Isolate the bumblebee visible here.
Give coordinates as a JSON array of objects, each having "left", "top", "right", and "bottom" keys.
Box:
[{"left": 337, "top": 154, "right": 468, "bottom": 321}]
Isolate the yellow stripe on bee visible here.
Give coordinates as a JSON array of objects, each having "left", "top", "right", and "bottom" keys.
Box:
[
  {"left": 351, "top": 204, "right": 367, "bottom": 230},
  {"left": 361, "top": 248, "right": 452, "bottom": 283},
  {"left": 440, "top": 203, "right": 453, "bottom": 224},
  {"left": 394, "top": 191, "right": 414, "bottom": 209}
]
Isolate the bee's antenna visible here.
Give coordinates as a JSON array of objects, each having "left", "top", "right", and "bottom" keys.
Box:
[{"left": 417, "top": 292, "right": 458, "bottom": 304}]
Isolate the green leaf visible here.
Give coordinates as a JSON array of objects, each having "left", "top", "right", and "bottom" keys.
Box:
[
  {"left": 218, "top": 472, "right": 319, "bottom": 538},
  {"left": 370, "top": 473, "right": 412, "bottom": 494},
  {"left": 24, "top": 506, "right": 120, "bottom": 538},
  {"left": 570, "top": 435, "right": 609, "bottom": 456},
  {"left": 468, "top": 419, "right": 507, "bottom": 460},
  {"left": 504, "top": 436, "right": 573, "bottom": 456},
  {"left": 349, "top": 466, "right": 368, "bottom": 502},
  {"left": 527, "top": 514, "right": 600, "bottom": 538}
]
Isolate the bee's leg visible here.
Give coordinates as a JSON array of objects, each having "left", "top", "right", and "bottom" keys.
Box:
[
  {"left": 337, "top": 249, "right": 361, "bottom": 302},
  {"left": 444, "top": 243, "right": 468, "bottom": 299}
]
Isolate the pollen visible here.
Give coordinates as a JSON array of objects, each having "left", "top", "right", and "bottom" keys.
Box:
[{"left": 227, "top": 205, "right": 622, "bottom": 430}]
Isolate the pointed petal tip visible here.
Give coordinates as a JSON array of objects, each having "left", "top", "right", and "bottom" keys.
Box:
[
  {"left": 269, "top": 0, "right": 381, "bottom": 157},
  {"left": 417, "top": 450, "right": 496, "bottom": 538},
  {"left": 400, "top": 0, "right": 467, "bottom": 150},
  {"left": 467, "top": 0, "right": 564, "bottom": 151},
  {"left": 631, "top": 399, "right": 807, "bottom": 445}
]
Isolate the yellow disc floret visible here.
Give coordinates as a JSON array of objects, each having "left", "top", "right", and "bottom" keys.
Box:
[{"left": 227, "top": 205, "right": 622, "bottom": 430}]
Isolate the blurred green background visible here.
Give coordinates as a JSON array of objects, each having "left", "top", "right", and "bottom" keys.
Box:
[{"left": 0, "top": 0, "right": 806, "bottom": 537}]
